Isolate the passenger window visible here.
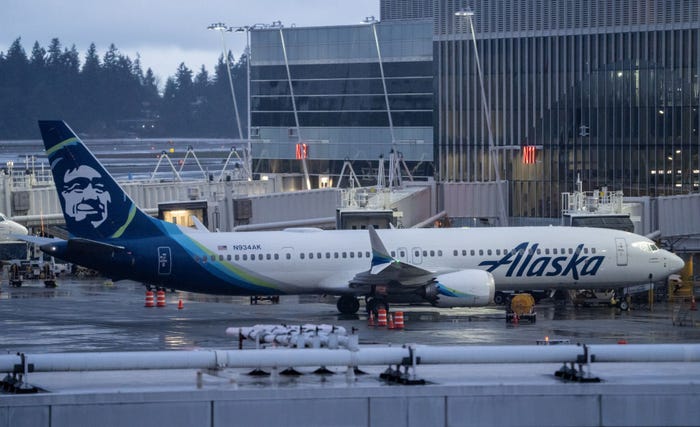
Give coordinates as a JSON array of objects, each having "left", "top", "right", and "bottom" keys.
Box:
[
  {"left": 300, "top": 253, "right": 305, "bottom": 259},
  {"left": 561, "top": 248, "right": 565, "bottom": 254},
  {"left": 591, "top": 248, "right": 596, "bottom": 254},
  {"left": 400, "top": 251, "right": 406, "bottom": 257},
  {"left": 317, "top": 252, "right": 322, "bottom": 259},
  {"left": 453, "top": 250, "right": 458, "bottom": 256},
  {"left": 235, "top": 255, "right": 240, "bottom": 261},
  {"left": 487, "top": 249, "right": 492, "bottom": 256},
  {"left": 544, "top": 249, "right": 549, "bottom": 255},
  {"left": 496, "top": 249, "right": 501, "bottom": 255},
  {"left": 211, "top": 255, "right": 216, "bottom": 261},
  {"left": 462, "top": 250, "right": 467, "bottom": 256},
  {"left": 326, "top": 253, "right": 330, "bottom": 259},
  {"left": 583, "top": 248, "right": 589, "bottom": 254},
  {"left": 350, "top": 252, "right": 355, "bottom": 258},
  {"left": 285, "top": 253, "right": 290, "bottom": 260},
  {"left": 429, "top": 250, "right": 435, "bottom": 257},
  {"left": 470, "top": 250, "right": 475, "bottom": 256},
  {"left": 358, "top": 252, "right": 363, "bottom": 258},
  {"left": 274, "top": 254, "right": 279, "bottom": 260},
  {"left": 366, "top": 251, "right": 370, "bottom": 258},
  {"left": 536, "top": 249, "right": 541, "bottom": 255},
  {"left": 309, "top": 253, "right": 314, "bottom": 259},
  {"left": 414, "top": 250, "right": 420, "bottom": 257},
  {"left": 568, "top": 248, "right": 573, "bottom": 254},
  {"left": 479, "top": 250, "right": 484, "bottom": 256},
  {"left": 342, "top": 252, "right": 347, "bottom": 258},
  {"left": 553, "top": 248, "right": 558, "bottom": 255},
  {"left": 391, "top": 251, "right": 396, "bottom": 257},
  {"left": 423, "top": 250, "right": 428, "bottom": 257},
  {"left": 438, "top": 250, "right": 443, "bottom": 256},
  {"left": 334, "top": 252, "right": 339, "bottom": 259},
  {"left": 242, "top": 254, "right": 247, "bottom": 261},
  {"left": 195, "top": 256, "right": 200, "bottom": 262}
]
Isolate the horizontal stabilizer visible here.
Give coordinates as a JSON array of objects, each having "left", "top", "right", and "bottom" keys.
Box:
[
  {"left": 12, "top": 235, "right": 62, "bottom": 246},
  {"left": 66, "top": 238, "right": 126, "bottom": 254}
]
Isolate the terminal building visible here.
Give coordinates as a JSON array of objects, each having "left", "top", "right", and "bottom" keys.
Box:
[{"left": 248, "top": 0, "right": 699, "bottom": 221}]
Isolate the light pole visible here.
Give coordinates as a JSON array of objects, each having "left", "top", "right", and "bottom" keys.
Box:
[
  {"left": 455, "top": 9, "right": 508, "bottom": 226},
  {"left": 208, "top": 23, "right": 244, "bottom": 144}
]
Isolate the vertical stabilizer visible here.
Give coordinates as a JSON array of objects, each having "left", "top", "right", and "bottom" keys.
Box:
[{"left": 38, "top": 120, "right": 161, "bottom": 240}]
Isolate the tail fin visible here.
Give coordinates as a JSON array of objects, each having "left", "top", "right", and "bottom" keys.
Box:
[{"left": 39, "top": 120, "right": 161, "bottom": 240}]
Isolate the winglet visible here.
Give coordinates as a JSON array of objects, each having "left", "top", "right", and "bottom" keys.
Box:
[{"left": 368, "top": 226, "right": 394, "bottom": 273}]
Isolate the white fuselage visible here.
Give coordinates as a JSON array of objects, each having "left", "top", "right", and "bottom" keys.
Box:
[
  {"left": 0, "top": 213, "right": 28, "bottom": 242},
  {"left": 185, "top": 226, "right": 683, "bottom": 295}
]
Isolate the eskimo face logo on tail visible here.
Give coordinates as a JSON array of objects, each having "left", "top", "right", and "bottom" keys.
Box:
[
  {"left": 60, "top": 165, "right": 111, "bottom": 228},
  {"left": 478, "top": 242, "right": 605, "bottom": 280}
]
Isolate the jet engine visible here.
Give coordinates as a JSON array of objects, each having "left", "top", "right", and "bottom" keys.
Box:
[{"left": 423, "top": 270, "right": 495, "bottom": 307}]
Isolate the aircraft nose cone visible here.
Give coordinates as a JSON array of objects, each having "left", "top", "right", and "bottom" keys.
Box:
[{"left": 669, "top": 253, "right": 685, "bottom": 273}]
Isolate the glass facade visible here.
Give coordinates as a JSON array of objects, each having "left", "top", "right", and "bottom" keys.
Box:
[
  {"left": 249, "top": 21, "right": 434, "bottom": 176},
  {"left": 432, "top": 0, "right": 700, "bottom": 217}
]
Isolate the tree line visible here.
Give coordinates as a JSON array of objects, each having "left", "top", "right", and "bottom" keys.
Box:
[{"left": 0, "top": 37, "right": 247, "bottom": 139}]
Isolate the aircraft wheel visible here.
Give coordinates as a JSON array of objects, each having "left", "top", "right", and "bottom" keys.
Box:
[
  {"left": 619, "top": 300, "right": 630, "bottom": 311},
  {"left": 337, "top": 295, "right": 360, "bottom": 314},
  {"left": 493, "top": 292, "right": 506, "bottom": 305}
]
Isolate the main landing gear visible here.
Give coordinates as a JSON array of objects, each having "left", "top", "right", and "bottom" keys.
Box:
[{"left": 336, "top": 295, "right": 390, "bottom": 315}]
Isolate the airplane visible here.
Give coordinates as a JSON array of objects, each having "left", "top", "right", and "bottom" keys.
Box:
[
  {"left": 0, "top": 212, "right": 28, "bottom": 242},
  {"left": 23, "top": 120, "right": 684, "bottom": 315}
]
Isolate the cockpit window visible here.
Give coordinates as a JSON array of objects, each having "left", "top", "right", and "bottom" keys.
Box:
[{"left": 649, "top": 244, "right": 658, "bottom": 252}]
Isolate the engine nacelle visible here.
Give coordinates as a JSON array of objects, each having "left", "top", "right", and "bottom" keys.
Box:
[{"left": 424, "top": 270, "right": 495, "bottom": 307}]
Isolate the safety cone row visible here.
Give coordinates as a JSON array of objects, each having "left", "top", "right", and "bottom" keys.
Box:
[
  {"left": 144, "top": 291, "right": 155, "bottom": 308},
  {"left": 388, "top": 313, "right": 395, "bottom": 329},
  {"left": 368, "top": 311, "right": 375, "bottom": 326},
  {"left": 178, "top": 299, "right": 184, "bottom": 310},
  {"left": 377, "top": 308, "right": 387, "bottom": 327},
  {"left": 156, "top": 290, "right": 166, "bottom": 307}
]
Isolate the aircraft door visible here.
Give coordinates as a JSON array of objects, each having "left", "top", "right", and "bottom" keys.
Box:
[
  {"left": 158, "top": 247, "right": 172, "bottom": 275},
  {"left": 615, "top": 238, "right": 628, "bottom": 266},
  {"left": 411, "top": 247, "right": 423, "bottom": 264}
]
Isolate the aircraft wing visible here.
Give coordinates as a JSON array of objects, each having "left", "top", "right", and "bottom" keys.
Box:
[{"left": 349, "top": 227, "right": 452, "bottom": 288}]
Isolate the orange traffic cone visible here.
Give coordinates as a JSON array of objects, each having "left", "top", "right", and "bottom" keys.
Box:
[
  {"left": 368, "top": 311, "right": 375, "bottom": 326},
  {"left": 144, "top": 291, "right": 154, "bottom": 308},
  {"left": 388, "top": 313, "right": 395, "bottom": 329},
  {"left": 394, "top": 311, "right": 404, "bottom": 329},
  {"left": 178, "top": 299, "right": 184, "bottom": 310},
  {"left": 691, "top": 296, "right": 697, "bottom": 311},
  {"left": 377, "top": 308, "right": 387, "bottom": 327},
  {"left": 156, "top": 290, "right": 166, "bottom": 307}
]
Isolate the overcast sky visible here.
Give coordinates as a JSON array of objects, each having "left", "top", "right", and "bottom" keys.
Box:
[{"left": 2, "top": 0, "right": 379, "bottom": 86}]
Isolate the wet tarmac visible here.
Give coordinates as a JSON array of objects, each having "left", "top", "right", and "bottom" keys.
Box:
[{"left": 2, "top": 277, "right": 699, "bottom": 354}]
